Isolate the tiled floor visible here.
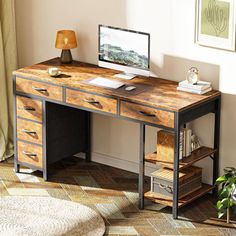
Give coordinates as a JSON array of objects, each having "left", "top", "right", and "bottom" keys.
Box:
[{"left": 0, "top": 157, "right": 236, "bottom": 236}]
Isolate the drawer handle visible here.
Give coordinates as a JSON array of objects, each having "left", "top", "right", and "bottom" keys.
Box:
[
  {"left": 22, "top": 129, "right": 37, "bottom": 135},
  {"left": 138, "top": 111, "right": 156, "bottom": 117},
  {"left": 83, "top": 98, "right": 100, "bottom": 105},
  {"left": 22, "top": 151, "right": 37, "bottom": 157},
  {"left": 32, "top": 86, "right": 47, "bottom": 92},
  {"left": 23, "top": 106, "right": 36, "bottom": 111}
]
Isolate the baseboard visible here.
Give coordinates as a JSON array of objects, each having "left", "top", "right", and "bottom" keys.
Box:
[{"left": 76, "top": 152, "right": 157, "bottom": 176}]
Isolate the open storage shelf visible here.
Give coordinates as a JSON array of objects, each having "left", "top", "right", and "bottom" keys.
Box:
[
  {"left": 144, "top": 183, "right": 214, "bottom": 208},
  {"left": 145, "top": 146, "right": 216, "bottom": 170}
]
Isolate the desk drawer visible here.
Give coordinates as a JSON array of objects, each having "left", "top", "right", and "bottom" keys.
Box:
[
  {"left": 66, "top": 89, "right": 117, "bottom": 114},
  {"left": 16, "top": 96, "right": 42, "bottom": 122},
  {"left": 17, "top": 118, "right": 42, "bottom": 145},
  {"left": 120, "top": 101, "right": 174, "bottom": 128},
  {"left": 16, "top": 77, "right": 63, "bottom": 101},
  {"left": 17, "top": 141, "right": 43, "bottom": 168}
]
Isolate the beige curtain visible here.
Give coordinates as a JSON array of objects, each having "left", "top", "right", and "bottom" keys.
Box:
[{"left": 0, "top": 0, "right": 17, "bottom": 161}]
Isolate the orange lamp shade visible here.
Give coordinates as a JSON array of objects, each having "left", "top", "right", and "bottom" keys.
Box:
[{"left": 55, "top": 30, "right": 77, "bottom": 50}]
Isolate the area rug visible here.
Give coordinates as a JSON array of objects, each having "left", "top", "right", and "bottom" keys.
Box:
[{"left": 0, "top": 196, "right": 105, "bottom": 236}]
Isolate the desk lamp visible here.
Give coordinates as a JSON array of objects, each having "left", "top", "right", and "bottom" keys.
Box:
[{"left": 55, "top": 30, "right": 77, "bottom": 64}]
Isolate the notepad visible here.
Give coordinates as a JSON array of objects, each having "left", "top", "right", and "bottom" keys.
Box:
[{"left": 88, "top": 77, "right": 125, "bottom": 89}]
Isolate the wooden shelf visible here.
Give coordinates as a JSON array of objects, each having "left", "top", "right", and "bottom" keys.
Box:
[
  {"left": 144, "top": 183, "right": 214, "bottom": 208},
  {"left": 145, "top": 146, "right": 216, "bottom": 170}
]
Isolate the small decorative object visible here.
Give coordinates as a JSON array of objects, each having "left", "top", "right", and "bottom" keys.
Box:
[
  {"left": 177, "top": 71, "right": 212, "bottom": 94},
  {"left": 55, "top": 30, "right": 77, "bottom": 64},
  {"left": 215, "top": 167, "right": 236, "bottom": 224},
  {"left": 191, "top": 134, "right": 201, "bottom": 151},
  {"left": 47, "top": 67, "right": 61, "bottom": 77},
  {"left": 195, "top": 0, "right": 236, "bottom": 51},
  {"left": 186, "top": 67, "right": 199, "bottom": 84}
]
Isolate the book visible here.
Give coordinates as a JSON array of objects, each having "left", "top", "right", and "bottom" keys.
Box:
[
  {"left": 177, "top": 86, "right": 212, "bottom": 95},
  {"left": 186, "top": 129, "right": 192, "bottom": 156},
  {"left": 178, "top": 80, "right": 211, "bottom": 91}
]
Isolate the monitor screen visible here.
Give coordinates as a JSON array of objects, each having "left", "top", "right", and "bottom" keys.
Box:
[{"left": 98, "top": 25, "right": 150, "bottom": 71}]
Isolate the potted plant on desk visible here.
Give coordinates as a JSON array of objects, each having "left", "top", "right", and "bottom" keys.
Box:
[{"left": 215, "top": 167, "right": 236, "bottom": 224}]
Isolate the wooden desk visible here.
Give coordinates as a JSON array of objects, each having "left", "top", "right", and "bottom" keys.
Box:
[{"left": 13, "top": 58, "right": 221, "bottom": 219}]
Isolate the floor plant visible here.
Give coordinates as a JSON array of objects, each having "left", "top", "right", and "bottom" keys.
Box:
[{"left": 215, "top": 167, "right": 236, "bottom": 224}]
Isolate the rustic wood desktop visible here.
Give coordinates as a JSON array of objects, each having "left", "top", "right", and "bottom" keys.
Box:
[{"left": 13, "top": 58, "right": 221, "bottom": 219}]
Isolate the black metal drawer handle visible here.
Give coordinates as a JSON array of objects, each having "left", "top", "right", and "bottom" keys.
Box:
[
  {"left": 83, "top": 98, "right": 100, "bottom": 105},
  {"left": 32, "top": 86, "right": 47, "bottom": 92},
  {"left": 22, "top": 129, "right": 37, "bottom": 135},
  {"left": 22, "top": 151, "right": 37, "bottom": 157},
  {"left": 138, "top": 110, "right": 156, "bottom": 117},
  {"left": 22, "top": 106, "right": 36, "bottom": 111}
]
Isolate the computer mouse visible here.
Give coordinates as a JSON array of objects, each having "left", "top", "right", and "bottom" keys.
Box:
[{"left": 125, "top": 86, "right": 136, "bottom": 91}]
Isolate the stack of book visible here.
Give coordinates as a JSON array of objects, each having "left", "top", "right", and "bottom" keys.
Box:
[
  {"left": 181, "top": 128, "right": 192, "bottom": 159},
  {"left": 177, "top": 80, "right": 212, "bottom": 94}
]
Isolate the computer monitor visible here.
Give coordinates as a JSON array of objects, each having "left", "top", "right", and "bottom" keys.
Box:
[{"left": 98, "top": 25, "right": 150, "bottom": 79}]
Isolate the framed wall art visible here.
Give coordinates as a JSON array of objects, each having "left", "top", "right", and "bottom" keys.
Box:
[{"left": 195, "top": 0, "right": 236, "bottom": 51}]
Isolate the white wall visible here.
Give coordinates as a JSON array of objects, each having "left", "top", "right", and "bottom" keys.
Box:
[{"left": 15, "top": 0, "right": 236, "bottom": 182}]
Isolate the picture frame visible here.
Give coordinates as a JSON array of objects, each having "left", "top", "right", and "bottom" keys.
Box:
[{"left": 195, "top": 0, "right": 236, "bottom": 51}]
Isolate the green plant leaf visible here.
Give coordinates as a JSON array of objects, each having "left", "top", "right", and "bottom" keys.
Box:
[
  {"left": 221, "top": 198, "right": 230, "bottom": 208},
  {"left": 216, "top": 200, "right": 224, "bottom": 210},
  {"left": 216, "top": 175, "right": 227, "bottom": 184},
  {"left": 218, "top": 211, "right": 225, "bottom": 218},
  {"left": 228, "top": 177, "right": 236, "bottom": 184},
  {"left": 226, "top": 186, "right": 233, "bottom": 197},
  {"left": 219, "top": 188, "right": 230, "bottom": 199},
  {"left": 229, "top": 198, "right": 234, "bottom": 207}
]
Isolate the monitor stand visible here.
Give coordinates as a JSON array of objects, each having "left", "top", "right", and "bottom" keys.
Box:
[{"left": 114, "top": 72, "right": 136, "bottom": 80}]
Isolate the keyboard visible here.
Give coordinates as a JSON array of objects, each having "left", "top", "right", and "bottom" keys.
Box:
[{"left": 88, "top": 77, "right": 125, "bottom": 89}]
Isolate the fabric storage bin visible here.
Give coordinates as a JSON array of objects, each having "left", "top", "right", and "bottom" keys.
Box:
[{"left": 151, "top": 166, "right": 202, "bottom": 199}]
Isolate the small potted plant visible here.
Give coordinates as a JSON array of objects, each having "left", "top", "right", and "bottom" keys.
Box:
[{"left": 215, "top": 167, "right": 236, "bottom": 224}]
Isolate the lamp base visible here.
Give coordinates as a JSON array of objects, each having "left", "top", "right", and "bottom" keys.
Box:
[{"left": 60, "top": 49, "right": 72, "bottom": 64}]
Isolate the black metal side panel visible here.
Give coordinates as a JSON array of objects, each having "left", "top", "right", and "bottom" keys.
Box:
[{"left": 46, "top": 102, "right": 88, "bottom": 164}]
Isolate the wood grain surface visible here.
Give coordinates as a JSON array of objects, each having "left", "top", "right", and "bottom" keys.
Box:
[
  {"left": 66, "top": 89, "right": 117, "bottom": 114},
  {"left": 145, "top": 146, "right": 216, "bottom": 170},
  {"left": 16, "top": 96, "right": 42, "bottom": 122},
  {"left": 120, "top": 101, "right": 174, "bottom": 128},
  {"left": 13, "top": 58, "right": 221, "bottom": 112},
  {"left": 16, "top": 77, "right": 63, "bottom": 101},
  {"left": 145, "top": 184, "right": 214, "bottom": 208},
  {"left": 17, "top": 118, "right": 42, "bottom": 145},
  {"left": 17, "top": 141, "right": 43, "bottom": 168},
  {"left": 156, "top": 130, "right": 175, "bottom": 161}
]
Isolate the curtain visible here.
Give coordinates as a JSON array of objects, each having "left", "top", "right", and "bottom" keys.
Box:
[{"left": 0, "top": 0, "right": 17, "bottom": 161}]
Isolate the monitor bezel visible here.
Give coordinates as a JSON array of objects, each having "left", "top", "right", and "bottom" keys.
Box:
[{"left": 98, "top": 24, "right": 150, "bottom": 72}]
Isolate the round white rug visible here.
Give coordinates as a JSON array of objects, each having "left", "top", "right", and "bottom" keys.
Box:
[{"left": 0, "top": 196, "right": 105, "bottom": 236}]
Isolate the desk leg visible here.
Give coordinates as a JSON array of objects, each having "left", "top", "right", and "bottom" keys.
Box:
[
  {"left": 14, "top": 163, "right": 20, "bottom": 173},
  {"left": 139, "top": 123, "right": 145, "bottom": 210},
  {"left": 85, "top": 112, "right": 91, "bottom": 162},
  {"left": 43, "top": 101, "right": 48, "bottom": 181},
  {"left": 213, "top": 98, "right": 221, "bottom": 195},
  {"left": 173, "top": 113, "right": 180, "bottom": 219}
]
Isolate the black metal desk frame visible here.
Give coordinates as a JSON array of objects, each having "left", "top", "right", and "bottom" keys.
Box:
[{"left": 13, "top": 75, "right": 221, "bottom": 219}]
